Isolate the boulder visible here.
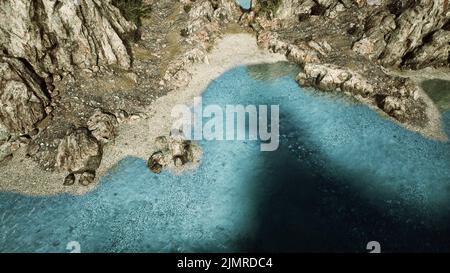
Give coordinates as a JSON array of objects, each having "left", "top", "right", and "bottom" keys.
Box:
[
  {"left": 55, "top": 128, "right": 102, "bottom": 173},
  {"left": 147, "top": 130, "right": 198, "bottom": 174},
  {"left": 79, "top": 171, "right": 96, "bottom": 186},
  {"left": 87, "top": 109, "right": 118, "bottom": 144},
  {"left": 63, "top": 173, "right": 76, "bottom": 186}
]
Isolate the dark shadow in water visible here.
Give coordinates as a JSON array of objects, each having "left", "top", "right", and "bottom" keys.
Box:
[
  {"left": 421, "top": 79, "right": 450, "bottom": 112},
  {"left": 237, "top": 104, "right": 450, "bottom": 253}
]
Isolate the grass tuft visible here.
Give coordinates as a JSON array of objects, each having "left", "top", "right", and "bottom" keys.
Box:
[{"left": 112, "top": 0, "right": 152, "bottom": 26}]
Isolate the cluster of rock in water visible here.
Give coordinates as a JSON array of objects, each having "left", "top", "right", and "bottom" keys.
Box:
[
  {"left": 0, "top": 0, "right": 449, "bottom": 184},
  {"left": 147, "top": 130, "right": 200, "bottom": 174}
]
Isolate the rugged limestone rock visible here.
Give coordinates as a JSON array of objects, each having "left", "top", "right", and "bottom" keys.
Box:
[
  {"left": 79, "top": 171, "right": 96, "bottom": 186},
  {"left": 250, "top": 0, "right": 447, "bottom": 132},
  {"left": 0, "top": 0, "right": 136, "bottom": 165},
  {"left": 353, "top": 0, "right": 450, "bottom": 67},
  {"left": 352, "top": 10, "right": 396, "bottom": 60},
  {"left": 55, "top": 128, "right": 102, "bottom": 174},
  {"left": 265, "top": 33, "right": 322, "bottom": 65},
  {"left": 165, "top": 0, "right": 241, "bottom": 90},
  {"left": 296, "top": 63, "right": 425, "bottom": 123},
  {"left": 0, "top": 0, "right": 136, "bottom": 76},
  {"left": 297, "top": 63, "right": 374, "bottom": 96},
  {"left": 275, "top": 0, "right": 316, "bottom": 19},
  {"left": 0, "top": 0, "right": 448, "bottom": 184},
  {"left": 147, "top": 131, "right": 200, "bottom": 174},
  {"left": 87, "top": 109, "right": 118, "bottom": 144},
  {"left": 405, "top": 30, "right": 450, "bottom": 69},
  {"left": 0, "top": 58, "right": 49, "bottom": 135},
  {"left": 0, "top": 142, "right": 12, "bottom": 162},
  {"left": 259, "top": 0, "right": 449, "bottom": 69}
]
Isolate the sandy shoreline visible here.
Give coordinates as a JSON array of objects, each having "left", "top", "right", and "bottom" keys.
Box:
[
  {"left": 386, "top": 67, "right": 450, "bottom": 141},
  {"left": 0, "top": 32, "right": 448, "bottom": 196},
  {"left": 0, "top": 33, "right": 287, "bottom": 196}
]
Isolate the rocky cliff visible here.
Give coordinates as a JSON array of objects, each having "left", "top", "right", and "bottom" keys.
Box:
[
  {"left": 248, "top": 0, "right": 449, "bottom": 133},
  {"left": 0, "top": 0, "right": 241, "bottom": 187},
  {"left": 0, "top": 0, "right": 136, "bottom": 177},
  {"left": 0, "top": 0, "right": 448, "bottom": 188}
]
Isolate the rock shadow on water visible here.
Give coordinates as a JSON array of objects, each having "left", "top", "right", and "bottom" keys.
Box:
[{"left": 239, "top": 110, "right": 450, "bottom": 253}]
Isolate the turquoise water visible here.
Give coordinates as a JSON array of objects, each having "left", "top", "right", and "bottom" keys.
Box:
[
  {"left": 1, "top": 62, "right": 450, "bottom": 252},
  {"left": 237, "top": 0, "right": 251, "bottom": 10}
]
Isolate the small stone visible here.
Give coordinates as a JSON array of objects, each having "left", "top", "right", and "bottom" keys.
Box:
[
  {"left": 45, "top": 106, "right": 53, "bottom": 114},
  {"left": 79, "top": 171, "right": 95, "bottom": 186},
  {"left": 126, "top": 72, "right": 138, "bottom": 83},
  {"left": 63, "top": 173, "right": 76, "bottom": 186},
  {"left": 147, "top": 151, "right": 164, "bottom": 174}
]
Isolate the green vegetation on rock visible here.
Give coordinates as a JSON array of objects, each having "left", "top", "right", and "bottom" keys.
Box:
[{"left": 112, "top": 0, "right": 152, "bottom": 27}]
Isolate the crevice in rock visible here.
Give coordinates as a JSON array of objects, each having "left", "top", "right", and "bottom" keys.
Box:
[
  {"left": 443, "top": 19, "right": 450, "bottom": 31},
  {"left": 387, "top": 0, "right": 418, "bottom": 17},
  {"left": 311, "top": 2, "right": 326, "bottom": 16},
  {"left": 97, "top": 1, "right": 137, "bottom": 67},
  {"left": 4, "top": 56, "right": 52, "bottom": 103}
]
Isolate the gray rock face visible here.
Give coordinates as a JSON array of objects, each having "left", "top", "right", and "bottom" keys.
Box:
[
  {"left": 0, "top": 0, "right": 136, "bottom": 76},
  {"left": 297, "top": 63, "right": 423, "bottom": 123},
  {"left": 275, "top": 0, "right": 316, "bottom": 19},
  {"left": 0, "top": 0, "right": 135, "bottom": 147},
  {"left": 353, "top": 0, "right": 450, "bottom": 67},
  {"left": 405, "top": 30, "right": 450, "bottom": 69},
  {"left": 380, "top": 0, "right": 449, "bottom": 66},
  {"left": 79, "top": 171, "right": 96, "bottom": 186},
  {"left": 252, "top": 0, "right": 437, "bottom": 129},
  {"left": 0, "top": 58, "right": 49, "bottom": 135}
]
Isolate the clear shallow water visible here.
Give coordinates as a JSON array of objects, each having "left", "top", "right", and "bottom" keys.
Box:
[
  {"left": 421, "top": 79, "right": 450, "bottom": 112},
  {"left": 1, "top": 62, "right": 450, "bottom": 253},
  {"left": 236, "top": 0, "right": 251, "bottom": 9}
]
